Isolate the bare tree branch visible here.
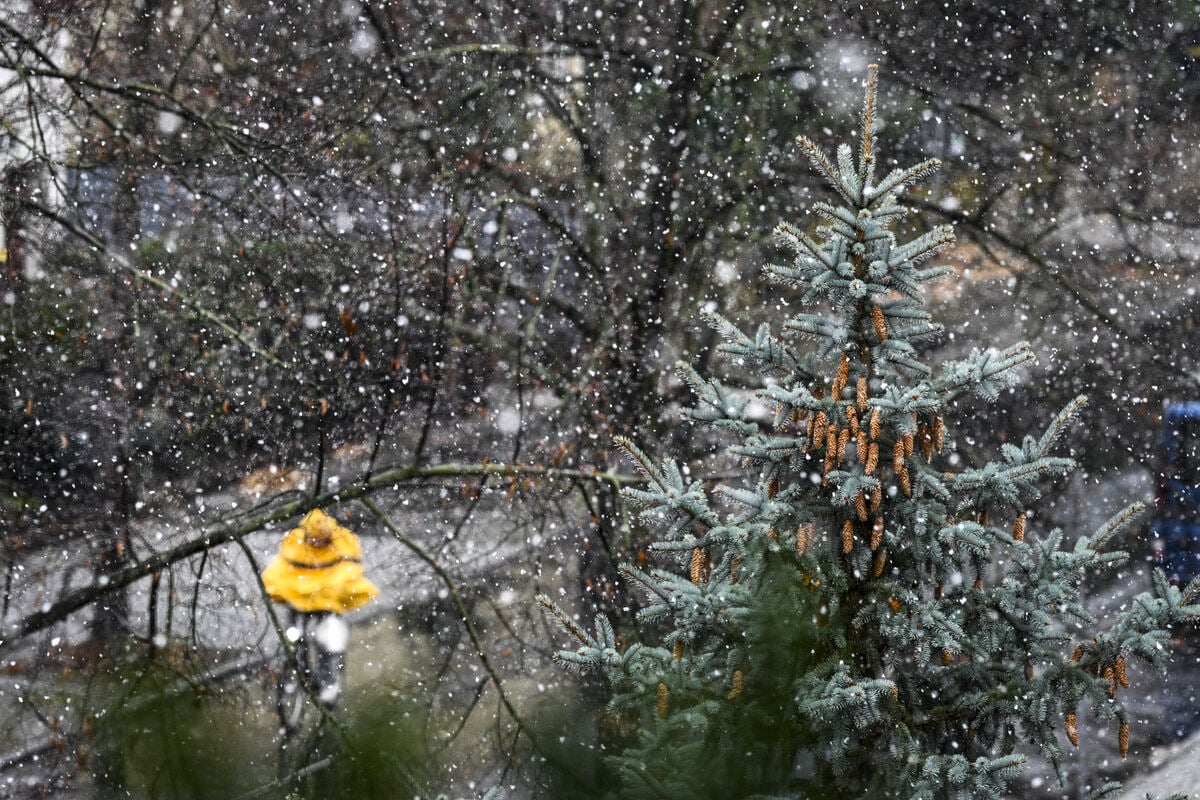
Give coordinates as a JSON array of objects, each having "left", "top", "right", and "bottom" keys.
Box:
[{"left": 2, "top": 460, "right": 640, "bottom": 644}]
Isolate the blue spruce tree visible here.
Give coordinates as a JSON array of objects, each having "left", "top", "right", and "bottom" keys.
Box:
[{"left": 540, "top": 67, "right": 1199, "bottom": 800}]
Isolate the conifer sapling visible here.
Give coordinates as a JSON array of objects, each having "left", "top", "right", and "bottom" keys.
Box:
[{"left": 540, "top": 66, "right": 1200, "bottom": 800}]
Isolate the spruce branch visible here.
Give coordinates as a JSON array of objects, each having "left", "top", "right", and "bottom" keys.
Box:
[
  {"left": 1085, "top": 502, "right": 1145, "bottom": 552},
  {"left": 676, "top": 361, "right": 756, "bottom": 434},
  {"left": 783, "top": 312, "right": 846, "bottom": 343},
  {"left": 1085, "top": 785, "right": 1124, "bottom": 800},
  {"left": 812, "top": 200, "right": 864, "bottom": 231},
  {"left": 613, "top": 435, "right": 664, "bottom": 485},
  {"left": 888, "top": 224, "right": 956, "bottom": 269},
  {"left": 536, "top": 594, "right": 593, "bottom": 646},
  {"left": 867, "top": 158, "right": 943, "bottom": 203},
  {"left": 1034, "top": 395, "right": 1088, "bottom": 458},
  {"left": 702, "top": 310, "right": 813, "bottom": 379},
  {"left": 773, "top": 221, "right": 834, "bottom": 268},
  {"left": 935, "top": 343, "right": 1037, "bottom": 401},
  {"left": 837, "top": 142, "right": 864, "bottom": 203},
  {"left": 796, "top": 135, "right": 857, "bottom": 207}
]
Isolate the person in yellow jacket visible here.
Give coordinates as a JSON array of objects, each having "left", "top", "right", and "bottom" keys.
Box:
[
  {"left": 261, "top": 508, "right": 379, "bottom": 708},
  {"left": 261, "top": 508, "right": 379, "bottom": 613}
]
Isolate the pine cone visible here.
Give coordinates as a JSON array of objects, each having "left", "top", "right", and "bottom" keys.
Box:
[
  {"left": 872, "top": 305, "right": 888, "bottom": 341},
  {"left": 917, "top": 422, "right": 934, "bottom": 460},
  {"left": 727, "top": 669, "right": 745, "bottom": 700},
  {"left": 866, "top": 442, "right": 879, "bottom": 474},
  {"left": 796, "top": 523, "right": 814, "bottom": 556},
  {"left": 1116, "top": 654, "right": 1129, "bottom": 689},
  {"left": 871, "top": 548, "right": 886, "bottom": 578},
  {"left": 812, "top": 410, "right": 828, "bottom": 447},
  {"left": 871, "top": 516, "right": 885, "bottom": 550},
  {"left": 690, "top": 547, "right": 708, "bottom": 584},
  {"left": 833, "top": 353, "right": 850, "bottom": 398},
  {"left": 1065, "top": 712, "right": 1079, "bottom": 747}
]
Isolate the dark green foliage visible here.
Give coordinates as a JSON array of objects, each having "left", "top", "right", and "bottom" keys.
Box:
[
  {"left": 308, "top": 690, "right": 438, "bottom": 800},
  {"left": 542, "top": 68, "right": 1200, "bottom": 799},
  {"left": 87, "top": 657, "right": 462, "bottom": 800},
  {"left": 91, "top": 668, "right": 273, "bottom": 799}
]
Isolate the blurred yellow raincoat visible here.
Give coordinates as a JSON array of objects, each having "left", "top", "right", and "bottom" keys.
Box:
[{"left": 261, "top": 508, "right": 380, "bottom": 613}]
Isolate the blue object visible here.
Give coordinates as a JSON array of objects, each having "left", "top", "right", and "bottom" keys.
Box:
[{"left": 1150, "top": 401, "right": 1200, "bottom": 585}]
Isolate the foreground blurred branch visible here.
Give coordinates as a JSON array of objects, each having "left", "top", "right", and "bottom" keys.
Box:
[{"left": 1, "top": 461, "right": 639, "bottom": 645}]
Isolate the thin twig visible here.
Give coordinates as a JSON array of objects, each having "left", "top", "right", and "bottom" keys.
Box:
[
  {"left": 228, "top": 755, "right": 335, "bottom": 800},
  {"left": 362, "top": 496, "right": 589, "bottom": 787}
]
